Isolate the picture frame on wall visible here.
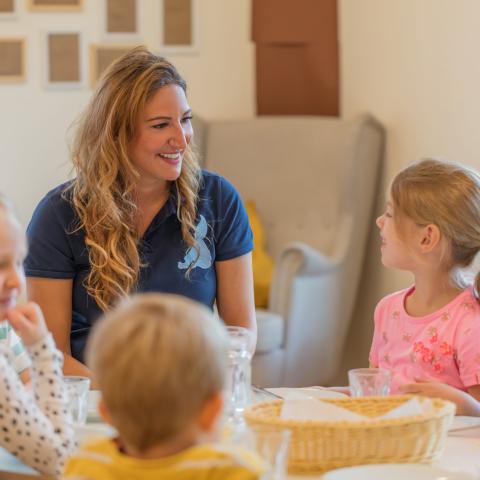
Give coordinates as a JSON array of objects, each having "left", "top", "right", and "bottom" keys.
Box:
[
  {"left": 43, "top": 31, "right": 84, "bottom": 89},
  {"left": 158, "top": 0, "right": 199, "bottom": 54},
  {"left": 0, "top": 37, "right": 26, "bottom": 82},
  {"left": 89, "top": 43, "right": 138, "bottom": 87},
  {"left": 28, "top": 0, "right": 83, "bottom": 12},
  {"left": 0, "top": 0, "right": 18, "bottom": 19},
  {"left": 101, "top": 0, "right": 141, "bottom": 41}
]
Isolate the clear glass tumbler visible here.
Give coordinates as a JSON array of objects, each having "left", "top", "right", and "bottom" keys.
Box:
[
  {"left": 348, "top": 368, "right": 391, "bottom": 397},
  {"left": 224, "top": 326, "right": 255, "bottom": 425},
  {"left": 234, "top": 425, "right": 291, "bottom": 480},
  {"left": 64, "top": 375, "right": 91, "bottom": 424}
]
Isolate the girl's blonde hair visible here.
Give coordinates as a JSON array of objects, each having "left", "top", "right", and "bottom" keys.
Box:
[
  {"left": 391, "top": 158, "right": 480, "bottom": 300},
  {"left": 68, "top": 46, "right": 201, "bottom": 311},
  {"left": 86, "top": 293, "right": 227, "bottom": 451}
]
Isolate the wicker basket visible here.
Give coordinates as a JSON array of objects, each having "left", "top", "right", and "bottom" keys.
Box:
[{"left": 244, "top": 395, "right": 455, "bottom": 474}]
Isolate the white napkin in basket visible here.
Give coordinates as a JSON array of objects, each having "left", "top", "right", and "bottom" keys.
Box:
[{"left": 280, "top": 393, "right": 435, "bottom": 422}]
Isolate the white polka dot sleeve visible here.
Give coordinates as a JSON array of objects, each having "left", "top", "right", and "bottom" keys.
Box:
[{"left": 0, "top": 333, "right": 76, "bottom": 476}]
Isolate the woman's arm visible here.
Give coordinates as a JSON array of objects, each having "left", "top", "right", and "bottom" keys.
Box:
[
  {"left": 26, "top": 277, "right": 93, "bottom": 380},
  {"left": 215, "top": 253, "right": 257, "bottom": 344}
]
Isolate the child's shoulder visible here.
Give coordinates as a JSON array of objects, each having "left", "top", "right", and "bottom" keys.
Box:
[
  {"left": 375, "top": 286, "right": 412, "bottom": 311},
  {"left": 186, "top": 443, "right": 265, "bottom": 476}
]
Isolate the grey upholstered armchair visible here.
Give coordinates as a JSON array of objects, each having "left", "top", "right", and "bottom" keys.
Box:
[{"left": 193, "top": 115, "right": 384, "bottom": 387}]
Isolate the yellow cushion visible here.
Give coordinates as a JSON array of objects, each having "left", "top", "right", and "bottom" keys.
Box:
[{"left": 246, "top": 200, "right": 274, "bottom": 308}]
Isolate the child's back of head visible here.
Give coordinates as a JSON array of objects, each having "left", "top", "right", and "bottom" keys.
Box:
[
  {"left": 86, "top": 293, "right": 228, "bottom": 452},
  {"left": 390, "top": 158, "right": 480, "bottom": 295}
]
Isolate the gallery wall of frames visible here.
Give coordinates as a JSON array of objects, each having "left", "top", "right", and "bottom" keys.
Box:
[{"left": 0, "top": 0, "right": 198, "bottom": 88}]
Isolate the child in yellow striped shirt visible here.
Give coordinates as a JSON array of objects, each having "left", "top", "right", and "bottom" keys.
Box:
[{"left": 63, "top": 294, "right": 264, "bottom": 480}]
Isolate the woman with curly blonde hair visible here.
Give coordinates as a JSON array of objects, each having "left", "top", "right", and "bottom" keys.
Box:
[{"left": 24, "top": 47, "right": 256, "bottom": 378}]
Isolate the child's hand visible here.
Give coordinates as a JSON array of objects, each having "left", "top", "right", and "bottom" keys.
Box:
[
  {"left": 6, "top": 302, "right": 48, "bottom": 346},
  {"left": 398, "top": 380, "right": 480, "bottom": 416}
]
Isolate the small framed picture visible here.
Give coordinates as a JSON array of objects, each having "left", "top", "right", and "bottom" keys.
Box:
[
  {"left": 158, "top": 0, "right": 199, "bottom": 54},
  {"left": 89, "top": 43, "right": 138, "bottom": 87},
  {"left": 0, "top": 0, "right": 18, "bottom": 19},
  {"left": 0, "top": 37, "right": 26, "bottom": 82},
  {"left": 43, "top": 31, "right": 84, "bottom": 89},
  {"left": 101, "top": 0, "right": 141, "bottom": 41},
  {"left": 28, "top": 0, "right": 83, "bottom": 12}
]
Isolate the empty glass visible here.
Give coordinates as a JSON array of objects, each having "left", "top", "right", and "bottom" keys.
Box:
[
  {"left": 224, "top": 326, "right": 255, "bottom": 425},
  {"left": 233, "top": 425, "right": 291, "bottom": 480},
  {"left": 348, "top": 368, "right": 391, "bottom": 397},
  {"left": 64, "top": 375, "right": 90, "bottom": 424}
]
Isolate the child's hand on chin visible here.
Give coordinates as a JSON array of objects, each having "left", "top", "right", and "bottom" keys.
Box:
[{"left": 6, "top": 302, "right": 48, "bottom": 346}]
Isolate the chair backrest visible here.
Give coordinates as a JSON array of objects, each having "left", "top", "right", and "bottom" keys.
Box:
[{"left": 196, "top": 115, "right": 383, "bottom": 260}]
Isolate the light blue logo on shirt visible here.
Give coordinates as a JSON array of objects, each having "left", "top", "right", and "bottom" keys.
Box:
[{"left": 178, "top": 215, "right": 212, "bottom": 270}]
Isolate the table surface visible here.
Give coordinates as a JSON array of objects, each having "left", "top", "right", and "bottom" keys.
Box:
[{"left": 1, "top": 393, "right": 480, "bottom": 479}]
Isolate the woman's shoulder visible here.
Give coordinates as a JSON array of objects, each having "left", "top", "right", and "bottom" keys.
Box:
[
  {"left": 28, "top": 180, "right": 78, "bottom": 234},
  {"left": 199, "top": 169, "right": 240, "bottom": 195}
]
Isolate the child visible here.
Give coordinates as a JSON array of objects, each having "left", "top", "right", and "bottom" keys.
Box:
[
  {"left": 371, "top": 158, "right": 480, "bottom": 415},
  {"left": 63, "top": 293, "right": 263, "bottom": 479},
  {"left": 0, "top": 194, "right": 75, "bottom": 475}
]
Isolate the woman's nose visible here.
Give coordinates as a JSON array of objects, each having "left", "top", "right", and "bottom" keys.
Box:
[
  {"left": 169, "top": 124, "right": 188, "bottom": 150},
  {"left": 376, "top": 215, "right": 384, "bottom": 229}
]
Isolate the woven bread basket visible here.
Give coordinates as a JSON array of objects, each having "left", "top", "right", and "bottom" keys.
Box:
[{"left": 244, "top": 395, "right": 455, "bottom": 474}]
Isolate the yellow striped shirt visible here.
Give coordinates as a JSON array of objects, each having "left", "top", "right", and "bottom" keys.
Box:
[{"left": 63, "top": 437, "right": 265, "bottom": 480}]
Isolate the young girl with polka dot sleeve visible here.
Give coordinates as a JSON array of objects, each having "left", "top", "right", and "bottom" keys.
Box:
[
  {"left": 0, "top": 195, "right": 75, "bottom": 475},
  {"left": 370, "top": 159, "right": 480, "bottom": 415}
]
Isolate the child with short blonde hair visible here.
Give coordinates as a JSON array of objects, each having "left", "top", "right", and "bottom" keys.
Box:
[
  {"left": 372, "top": 159, "right": 480, "bottom": 415},
  {"left": 63, "top": 293, "right": 263, "bottom": 479},
  {"left": 0, "top": 194, "right": 75, "bottom": 475}
]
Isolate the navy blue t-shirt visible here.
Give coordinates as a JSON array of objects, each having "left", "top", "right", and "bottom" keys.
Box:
[{"left": 24, "top": 171, "right": 253, "bottom": 362}]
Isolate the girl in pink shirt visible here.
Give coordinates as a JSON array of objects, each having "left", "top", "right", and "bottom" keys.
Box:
[{"left": 371, "top": 159, "right": 480, "bottom": 416}]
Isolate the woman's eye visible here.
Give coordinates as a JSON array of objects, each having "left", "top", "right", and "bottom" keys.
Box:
[
  {"left": 385, "top": 211, "right": 393, "bottom": 218},
  {"left": 153, "top": 123, "right": 168, "bottom": 129},
  {"left": 181, "top": 116, "right": 193, "bottom": 123}
]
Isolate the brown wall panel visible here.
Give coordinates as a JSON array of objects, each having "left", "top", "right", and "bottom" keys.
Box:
[
  {"left": 252, "top": 0, "right": 337, "bottom": 44},
  {"left": 256, "top": 43, "right": 339, "bottom": 116},
  {"left": 253, "top": 0, "right": 339, "bottom": 116}
]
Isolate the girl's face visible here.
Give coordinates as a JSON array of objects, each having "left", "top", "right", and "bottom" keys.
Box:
[
  {"left": 0, "top": 211, "right": 26, "bottom": 319},
  {"left": 127, "top": 84, "right": 193, "bottom": 191},
  {"left": 376, "top": 201, "right": 420, "bottom": 271}
]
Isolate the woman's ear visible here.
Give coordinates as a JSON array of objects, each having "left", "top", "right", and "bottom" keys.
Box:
[
  {"left": 419, "top": 224, "right": 441, "bottom": 252},
  {"left": 198, "top": 392, "right": 224, "bottom": 433}
]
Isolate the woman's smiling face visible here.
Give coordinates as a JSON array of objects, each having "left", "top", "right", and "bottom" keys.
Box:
[{"left": 127, "top": 84, "right": 193, "bottom": 189}]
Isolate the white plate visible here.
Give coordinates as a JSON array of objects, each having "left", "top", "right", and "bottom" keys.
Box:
[
  {"left": 267, "top": 387, "right": 349, "bottom": 400},
  {"left": 321, "top": 464, "right": 475, "bottom": 480}
]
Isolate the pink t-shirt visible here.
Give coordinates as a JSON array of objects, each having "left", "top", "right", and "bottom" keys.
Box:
[{"left": 369, "top": 286, "right": 480, "bottom": 393}]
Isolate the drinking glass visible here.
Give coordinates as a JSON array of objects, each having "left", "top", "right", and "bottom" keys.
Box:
[
  {"left": 224, "top": 326, "right": 255, "bottom": 425},
  {"left": 234, "top": 425, "right": 291, "bottom": 480},
  {"left": 64, "top": 375, "right": 90, "bottom": 424},
  {"left": 348, "top": 368, "right": 391, "bottom": 397}
]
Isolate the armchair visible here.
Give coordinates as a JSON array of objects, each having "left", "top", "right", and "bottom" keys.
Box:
[{"left": 193, "top": 115, "right": 384, "bottom": 387}]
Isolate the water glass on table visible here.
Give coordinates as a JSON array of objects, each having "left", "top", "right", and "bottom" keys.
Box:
[
  {"left": 348, "top": 368, "right": 391, "bottom": 397},
  {"left": 224, "top": 326, "right": 255, "bottom": 424},
  {"left": 64, "top": 375, "right": 90, "bottom": 424},
  {"left": 234, "top": 425, "right": 291, "bottom": 480}
]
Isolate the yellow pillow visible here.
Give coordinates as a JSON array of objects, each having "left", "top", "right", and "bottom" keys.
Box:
[{"left": 245, "top": 200, "right": 274, "bottom": 308}]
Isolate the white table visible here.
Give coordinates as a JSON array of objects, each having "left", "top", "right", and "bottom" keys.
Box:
[{"left": 1, "top": 395, "right": 480, "bottom": 479}]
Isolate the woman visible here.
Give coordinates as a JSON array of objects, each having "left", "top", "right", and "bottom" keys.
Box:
[{"left": 25, "top": 47, "right": 256, "bottom": 378}]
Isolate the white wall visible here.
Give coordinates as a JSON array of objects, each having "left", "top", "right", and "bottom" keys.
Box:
[
  {"left": 337, "top": 0, "right": 480, "bottom": 380},
  {"left": 0, "top": 0, "right": 255, "bottom": 225}
]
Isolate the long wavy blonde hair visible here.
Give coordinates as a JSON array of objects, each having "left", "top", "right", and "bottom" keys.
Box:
[{"left": 68, "top": 46, "right": 201, "bottom": 312}]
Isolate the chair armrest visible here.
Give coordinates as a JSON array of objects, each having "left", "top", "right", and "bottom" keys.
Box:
[{"left": 269, "top": 213, "right": 353, "bottom": 318}]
